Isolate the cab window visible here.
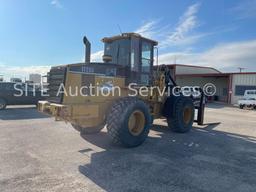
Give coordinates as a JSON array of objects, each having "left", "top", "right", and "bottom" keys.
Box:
[
  {"left": 105, "top": 39, "right": 130, "bottom": 66},
  {"left": 141, "top": 41, "right": 152, "bottom": 73}
]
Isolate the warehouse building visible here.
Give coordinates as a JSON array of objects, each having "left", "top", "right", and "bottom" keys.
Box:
[{"left": 166, "top": 64, "right": 256, "bottom": 105}]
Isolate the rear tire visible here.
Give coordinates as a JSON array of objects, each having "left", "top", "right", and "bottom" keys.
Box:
[
  {"left": 239, "top": 104, "right": 244, "bottom": 109},
  {"left": 167, "top": 97, "right": 195, "bottom": 133},
  {"left": 71, "top": 124, "right": 104, "bottom": 134},
  {"left": 106, "top": 97, "right": 151, "bottom": 147},
  {"left": 0, "top": 98, "right": 7, "bottom": 110}
]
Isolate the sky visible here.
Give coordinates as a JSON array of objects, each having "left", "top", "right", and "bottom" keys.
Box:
[{"left": 0, "top": 0, "right": 256, "bottom": 80}]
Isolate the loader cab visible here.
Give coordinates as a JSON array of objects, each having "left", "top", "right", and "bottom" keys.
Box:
[{"left": 102, "top": 33, "right": 158, "bottom": 85}]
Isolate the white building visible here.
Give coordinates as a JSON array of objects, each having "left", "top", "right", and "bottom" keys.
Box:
[
  {"left": 166, "top": 64, "right": 256, "bottom": 105},
  {"left": 231, "top": 74, "right": 256, "bottom": 104},
  {"left": 29, "top": 74, "right": 41, "bottom": 84}
]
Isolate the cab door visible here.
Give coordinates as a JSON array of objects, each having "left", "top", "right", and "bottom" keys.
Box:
[
  {"left": 140, "top": 40, "right": 153, "bottom": 85},
  {"left": 0, "top": 83, "right": 11, "bottom": 104},
  {"left": 3, "top": 83, "right": 21, "bottom": 105}
]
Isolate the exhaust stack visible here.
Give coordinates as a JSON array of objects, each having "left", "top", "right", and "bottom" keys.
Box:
[{"left": 83, "top": 36, "right": 91, "bottom": 63}]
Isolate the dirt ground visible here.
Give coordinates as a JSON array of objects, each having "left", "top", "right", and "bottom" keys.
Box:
[{"left": 0, "top": 104, "right": 256, "bottom": 192}]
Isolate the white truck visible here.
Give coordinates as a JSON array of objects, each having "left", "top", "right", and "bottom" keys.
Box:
[{"left": 238, "top": 90, "right": 256, "bottom": 109}]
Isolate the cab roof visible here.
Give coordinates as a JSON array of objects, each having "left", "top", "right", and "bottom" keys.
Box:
[{"left": 102, "top": 32, "right": 158, "bottom": 46}]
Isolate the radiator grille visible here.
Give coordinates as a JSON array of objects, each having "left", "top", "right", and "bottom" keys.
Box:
[{"left": 47, "top": 66, "right": 67, "bottom": 103}]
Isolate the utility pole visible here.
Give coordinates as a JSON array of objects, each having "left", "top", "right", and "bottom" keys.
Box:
[
  {"left": 0, "top": 75, "right": 3, "bottom": 82},
  {"left": 238, "top": 67, "right": 245, "bottom": 73},
  {"left": 174, "top": 55, "right": 177, "bottom": 64}
]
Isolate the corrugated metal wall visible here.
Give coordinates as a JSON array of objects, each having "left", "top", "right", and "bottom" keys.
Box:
[
  {"left": 176, "top": 76, "right": 228, "bottom": 102},
  {"left": 231, "top": 74, "right": 256, "bottom": 104}
]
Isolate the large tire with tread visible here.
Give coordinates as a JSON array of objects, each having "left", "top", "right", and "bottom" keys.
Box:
[
  {"left": 167, "top": 97, "right": 195, "bottom": 133},
  {"left": 106, "top": 97, "right": 151, "bottom": 147},
  {"left": 0, "top": 98, "right": 7, "bottom": 110},
  {"left": 71, "top": 124, "right": 104, "bottom": 134}
]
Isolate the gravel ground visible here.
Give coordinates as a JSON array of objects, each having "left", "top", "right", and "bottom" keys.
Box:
[{"left": 0, "top": 104, "right": 256, "bottom": 192}]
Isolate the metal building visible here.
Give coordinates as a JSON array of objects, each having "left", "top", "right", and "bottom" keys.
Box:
[
  {"left": 231, "top": 73, "right": 256, "bottom": 104},
  {"left": 166, "top": 64, "right": 256, "bottom": 105}
]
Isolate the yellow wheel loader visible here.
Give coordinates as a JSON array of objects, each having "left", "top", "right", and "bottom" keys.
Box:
[{"left": 38, "top": 33, "right": 205, "bottom": 147}]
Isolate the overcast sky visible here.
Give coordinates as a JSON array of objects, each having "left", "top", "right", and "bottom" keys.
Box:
[{"left": 0, "top": 0, "right": 256, "bottom": 80}]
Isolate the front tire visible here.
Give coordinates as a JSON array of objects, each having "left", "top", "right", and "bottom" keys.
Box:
[
  {"left": 106, "top": 97, "right": 151, "bottom": 147},
  {"left": 167, "top": 97, "right": 195, "bottom": 133}
]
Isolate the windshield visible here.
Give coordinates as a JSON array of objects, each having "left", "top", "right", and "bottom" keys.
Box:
[
  {"left": 104, "top": 39, "right": 130, "bottom": 66},
  {"left": 141, "top": 41, "right": 152, "bottom": 73}
]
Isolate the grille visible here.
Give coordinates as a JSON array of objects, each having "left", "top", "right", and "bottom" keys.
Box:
[{"left": 47, "top": 66, "right": 67, "bottom": 103}]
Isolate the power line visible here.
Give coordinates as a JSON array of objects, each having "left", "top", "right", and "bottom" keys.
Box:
[{"left": 117, "top": 24, "right": 122, "bottom": 34}]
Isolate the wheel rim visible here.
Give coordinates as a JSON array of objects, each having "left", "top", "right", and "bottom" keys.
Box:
[
  {"left": 183, "top": 106, "right": 193, "bottom": 125},
  {"left": 128, "top": 110, "right": 145, "bottom": 136}
]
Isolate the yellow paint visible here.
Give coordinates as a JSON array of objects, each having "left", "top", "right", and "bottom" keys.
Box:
[{"left": 39, "top": 66, "right": 168, "bottom": 128}]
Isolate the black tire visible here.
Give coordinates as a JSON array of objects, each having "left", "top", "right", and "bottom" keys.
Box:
[
  {"left": 239, "top": 104, "right": 244, "bottom": 109},
  {"left": 167, "top": 97, "right": 195, "bottom": 133},
  {"left": 106, "top": 97, "right": 151, "bottom": 147},
  {"left": 71, "top": 123, "right": 104, "bottom": 134},
  {"left": 0, "top": 98, "right": 7, "bottom": 110}
]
